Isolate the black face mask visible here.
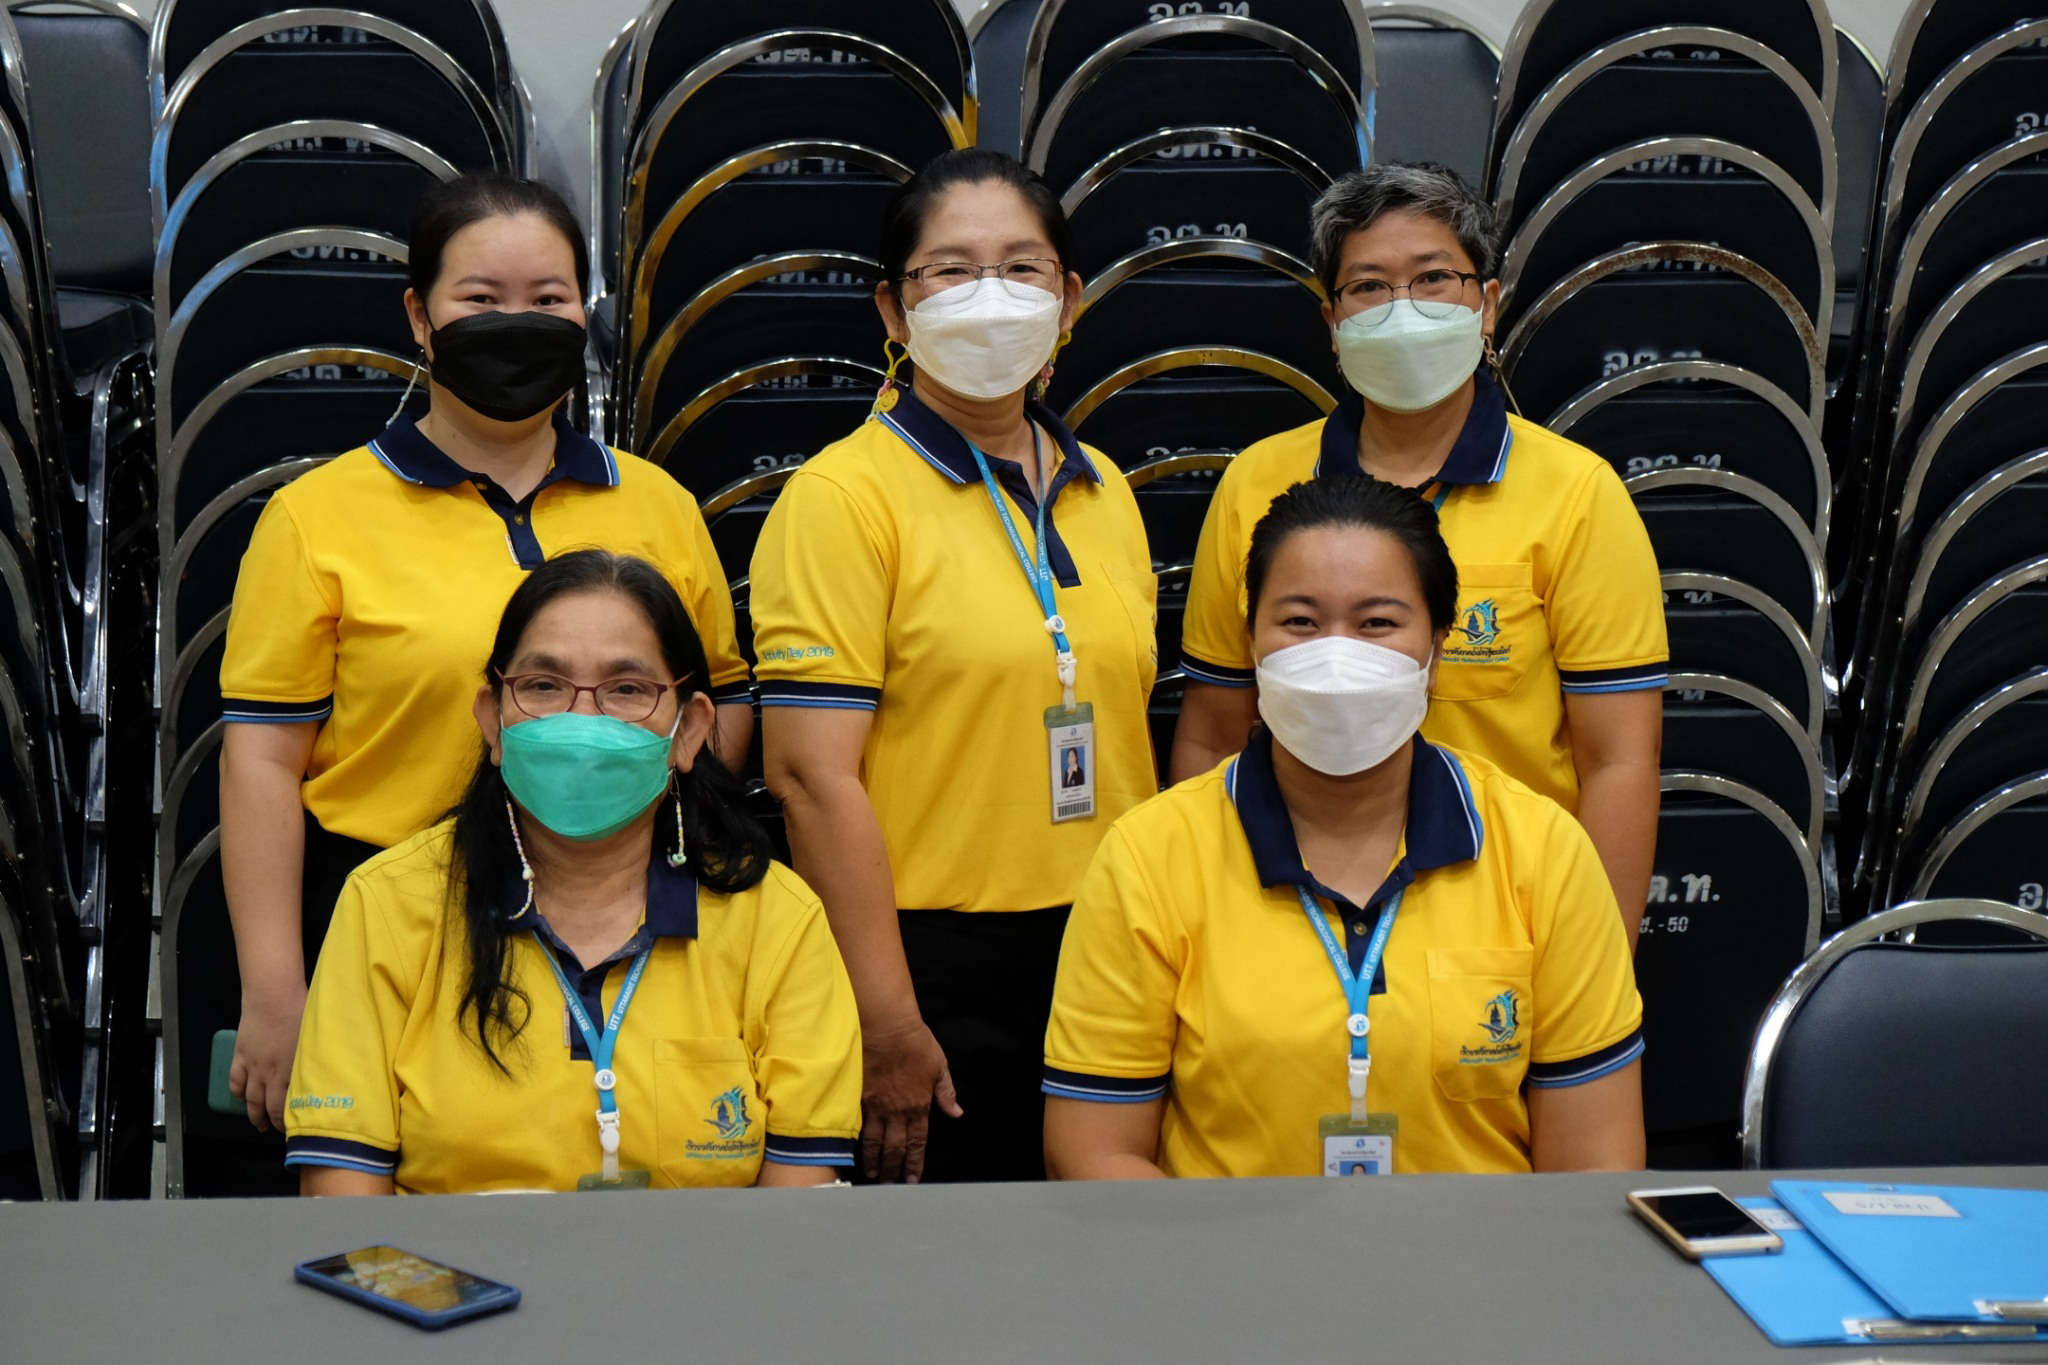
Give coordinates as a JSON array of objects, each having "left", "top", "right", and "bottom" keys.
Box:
[{"left": 428, "top": 310, "right": 587, "bottom": 422}]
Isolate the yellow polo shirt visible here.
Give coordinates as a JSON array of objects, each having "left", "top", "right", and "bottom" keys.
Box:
[
  {"left": 1044, "top": 731, "right": 1644, "bottom": 1177},
  {"left": 220, "top": 412, "right": 751, "bottom": 849},
  {"left": 749, "top": 389, "right": 1158, "bottom": 912},
  {"left": 1180, "top": 372, "right": 1667, "bottom": 810},
  {"left": 284, "top": 823, "right": 862, "bottom": 1192}
]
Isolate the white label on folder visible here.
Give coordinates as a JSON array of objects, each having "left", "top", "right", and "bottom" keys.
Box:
[
  {"left": 1822, "top": 1191, "right": 1961, "bottom": 1218},
  {"left": 1749, "top": 1206, "right": 1803, "bottom": 1231}
]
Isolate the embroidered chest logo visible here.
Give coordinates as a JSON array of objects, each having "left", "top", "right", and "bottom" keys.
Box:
[
  {"left": 707, "top": 1086, "right": 753, "bottom": 1141},
  {"left": 1443, "top": 597, "right": 1512, "bottom": 666},
  {"left": 1459, "top": 989, "right": 1526, "bottom": 1068}
]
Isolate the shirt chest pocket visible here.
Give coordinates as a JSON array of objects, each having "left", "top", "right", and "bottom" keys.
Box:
[
  {"left": 1098, "top": 558, "right": 1160, "bottom": 688},
  {"left": 1426, "top": 949, "right": 1534, "bottom": 1103},
  {"left": 1432, "top": 563, "right": 1543, "bottom": 702},
  {"left": 654, "top": 1037, "right": 764, "bottom": 1187}
]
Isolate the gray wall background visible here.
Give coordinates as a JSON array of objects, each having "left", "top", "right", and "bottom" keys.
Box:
[{"left": 129, "top": 0, "right": 1918, "bottom": 219}]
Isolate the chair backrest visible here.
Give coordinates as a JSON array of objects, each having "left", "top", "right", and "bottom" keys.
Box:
[
  {"left": 968, "top": 0, "right": 1037, "bottom": 159},
  {"left": 590, "top": 17, "right": 634, "bottom": 305},
  {"left": 1627, "top": 467, "right": 1826, "bottom": 647},
  {"left": 1661, "top": 572, "right": 1824, "bottom": 742},
  {"left": 1906, "top": 775, "right": 2048, "bottom": 905},
  {"left": 1885, "top": 0, "right": 2048, "bottom": 143},
  {"left": 1639, "top": 772, "right": 1821, "bottom": 1137},
  {"left": 150, "top": 0, "right": 512, "bottom": 119},
  {"left": 1900, "top": 448, "right": 2048, "bottom": 638},
  {"left": 1493, "top": 0, "right": 1834, "bottom": 177},
  {"left": 1897, "top": 556, "right": 2048, "bottom": 765},
  {"left": 626, "top": 0, "right": 973, "bottom": 146},
  {"left": 1549, "top": 359, "right": 1828, "bottom": 541},
  {"left": 1741, "top": 898, "right": 2048, "bottom": 1168},
  {"left": 1662, "top": 671, "right": 1823, "bottom": 850},
  {"left": 1022, "top": 0, "right": 1371, "bottom": 151},
  {"left": 642, "top": 357, "right": 881, "bottom": 492},
  {"left": 1492, "top": 27, "right": 1834, "bottom": 237},
  {"left": 11, "top": 6, "right": 149, "bottom": 292},
  {"left": 1063, "top": 348, "right": 1332, "bottom": 473},
  {"left": 1901, "top": 669, "right": 2048, "bottom": 853},
  {"left": 1365, "top": 7, "right": 1497, "bottom": 188},
  {"left": 1025, "top": 15, "right": 1367, "bottom": 196},
  {"left": 1500, "top": 137, "right": 1833, "bottom": 339},
  {"left": 1890, "top": 235, "right": 2048, "bottom": 449},
  {"left": 1499, "top": 243, "right": 1825, "bottom": 433},
  {"left": 1893, "top": 344, "right": 2048, "bottom": 544},
  {"left": 1831, "top": 25, "right": 1884, "bottom": 302}
]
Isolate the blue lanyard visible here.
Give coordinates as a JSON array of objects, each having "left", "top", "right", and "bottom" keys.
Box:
[
  {"left": 1427, "top": 482, "right": 1451, "bottom": 513},
  {"left": 967, "top": 426, "right": 1077, "bottom": 706},
  {"left": 1297, "top": 887, "right": 1402, "bottom": 1116},
  {"left": 537, "top": 935, "right": 651, "bottom": 1179}
]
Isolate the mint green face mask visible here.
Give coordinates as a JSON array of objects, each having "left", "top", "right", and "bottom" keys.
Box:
[{"left": 499, "top": 710, "right": 678, "bottom": 841}]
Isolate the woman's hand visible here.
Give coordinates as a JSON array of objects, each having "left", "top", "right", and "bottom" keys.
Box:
[
  {"left": 859, "top": 1016, "right": 963, "bottom": 1184},
  {"left": 230, "top": 981, "right": 306, "bottom": 1132}
]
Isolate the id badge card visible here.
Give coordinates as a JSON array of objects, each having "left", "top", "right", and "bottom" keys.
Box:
[
  {"left": 1046, "top": 701, "right": 1095, "bottom": 824},
  {"left": 1319, "top": 1112, "right": 1399, "bottom": 1176},
  {"left": 575, "top": 1169, "right": 652, "bottom": 1192}
]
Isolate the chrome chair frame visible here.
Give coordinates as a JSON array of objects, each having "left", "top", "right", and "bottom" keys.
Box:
[
  {"left": 641, "top": 355, "right": 884, "bottom": 473},
  {"left": 1660, "top": 769, "right": 1824, "bottom": 947},
  {"left": 1627, "top": 466, "right": 1827, "bottom": 649},
  {"left": 1059, "top": 125, "right": 1338, "bottom": 220},
  {"left": 1737, "top": 897, "right": 2048, "bottom": 1169},
  {"left": 1665, "top": 670, "right": 1825, "bottom": 853},
  {"left": 1062, "top": 346, "right": 1336, "bottom": 433},
  {"left": 1900, "top": 666, "right": 2048, "bottom": 843},
  {"left": 1888, "top": 234, "right": 2048, "bottom": 455},
  {"left": 1662, "top": 571, "right": 1826, "bottom": 743}
]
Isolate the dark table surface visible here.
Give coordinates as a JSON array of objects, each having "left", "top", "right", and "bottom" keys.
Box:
[{"left": 5, "top": 1167, "right": 2046, "bottom": 1363}]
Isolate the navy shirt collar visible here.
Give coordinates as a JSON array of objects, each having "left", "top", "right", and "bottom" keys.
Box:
[
  {"left": 1227, "top": 728, "right": 1484, "bottom": 893},
  {"left": 500, "top": 842, "right": 700, "bottom": 968},
  {"left": 875, "top": 384, "right": 1101, "bottom": 487},
  {"left": 367, "top": 408, "right": 620, "bottom": 490},
  {"left": 1315, "top": 367, "right": 1514, "bottom": 487}
]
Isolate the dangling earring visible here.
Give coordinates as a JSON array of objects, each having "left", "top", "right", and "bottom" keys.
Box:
[
  {"left": 668, "top": 787, "right": 689, "bottom": 868},
  {"left": 386, "top": 349, "right": 426, "bottom": 426},
  {"left": 871, "top": 338, "right": 906, "bottom": 416},
  {"left": 1032, "top": 330, "right": 1071, "bottom": 403},
  {"left": 504, "top": 799, "right": 536, "bottom": 919}
]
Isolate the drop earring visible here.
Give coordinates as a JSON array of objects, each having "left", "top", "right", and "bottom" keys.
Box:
[
  {"left": 871, "top": 338, "right": 906, "bottom": 416},
  {"left": 1031, "top": 330, "right": 1071, "bottom": 403},
  {"left": 386, "top": 349, "right": 426, "bottom": 426},
  {"left": 668, "top": 789, "right": 689, "bottom": 868},
  {"left": 504, "top": 798, "right": 536, "bottom": 919}
]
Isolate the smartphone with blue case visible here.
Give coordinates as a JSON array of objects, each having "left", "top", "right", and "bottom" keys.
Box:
[{"left": 294, "top": 1247, "right": 520, "bottom": 1330}]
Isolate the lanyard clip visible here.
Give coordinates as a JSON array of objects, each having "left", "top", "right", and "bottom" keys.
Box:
[
  {"left": 1347, "top": 1056, "right": 1371, "bottom": 1122},
  {"left": 595, "top": 1109, "right": 622, "bottom": 1183}
]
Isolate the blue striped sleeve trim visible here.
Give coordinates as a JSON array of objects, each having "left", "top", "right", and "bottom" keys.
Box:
[
  {"left": 1180, "top": 653, "right": 1257, "bottom": 689},
  {"left": 1558, "top": 664, "right": 1669, "bottom": 694},
  {"left": 284, "top": 1135, "right": 398, "bottom": 1174},
  {"left": 763, "top": 1133, "right": 856, "bottom": 1167},
  {"left": 1042, "top": 1067, "right": 1170, "bottom": 1103},
  {"left": 1527, "top": 1028, "right": 1645, "bottom": 1089},
  {"left": 709, "top": 681, "right": 755, "bottom": 704},
  {"left": 222, "top": 696, "right": 334, "bottom": 723},
  {"left": 758, "top": 681, "right": 881, "bottom": 711}
]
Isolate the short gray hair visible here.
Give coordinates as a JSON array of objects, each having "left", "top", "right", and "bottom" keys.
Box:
[{"left": 1309, "top": 163, "right": 1500, "bottom": 295}]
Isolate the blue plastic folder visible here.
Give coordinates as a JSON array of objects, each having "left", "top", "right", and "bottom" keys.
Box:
[
  {"left": 1705, "top": 1198, "right": 2048, "bottom": 1347},
  {"left": 1771, "top": 1181, "right": 2048, "bottom": 1325}
]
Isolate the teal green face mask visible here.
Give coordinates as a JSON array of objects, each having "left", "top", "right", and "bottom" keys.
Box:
[{"left": 499, "top": 710, "right": 678, "bottom": 841}]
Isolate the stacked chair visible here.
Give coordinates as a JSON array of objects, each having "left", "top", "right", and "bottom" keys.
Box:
[
  {"left": 599, "top": 1, "right": 974, "bottom": 543},
  {"left": 0, "top": 1, "right": 154, "bottom": 1200},
  {"left": 146, "top": 0, "right": 519, "bottom": 1197},
  {"left": 1012, "top": 3, "right": 1373, "bottom": 778},
  {"left": 1837, "top": 1, "right": 2048, "bottom": 922},
  {"left": 1485, "top": 0, "right": 1840, "bottom": 1163}
]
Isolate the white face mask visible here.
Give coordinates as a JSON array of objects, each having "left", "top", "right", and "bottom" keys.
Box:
[
  {"left": 1256, "top": 635, "right": 1430, "bottom": 776},
  {"left": 904, "top": 276, "right": 1063, "bottom": 401},
  {"left": 1334, "top": 300, "right": 1484, "bottom": 414}
]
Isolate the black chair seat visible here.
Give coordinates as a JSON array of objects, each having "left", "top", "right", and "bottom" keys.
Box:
[
  {"left": 1035, "top": 48, "right": 1362, "bottom": 195},
  {"left": 1066, "top": 157, "right": 1321, "bottom": 281},
  {"left": 161, "top": 47, "right": 501, "bottom": 201},
  {"left": 1050, "top": 268, "right": 1329, "bottom": 416},
  {"left": 54, "top": 288, "right": 149, "bottom": 386},
  {"left": 635, "top": 272, "right": 884, "bottom": 450},
  {"left": 160, "top": 149, "right": 440, "bottom": 314},
  {"left": 1561, "top": 383, "right": 1824, "bottom": 534},
  {"left": 1068, "top": 369, "right": 1327, "bottom": 474},
  {"left": 1507, "top": 271, "right": 1819, "bottom": 428},
  {"left": 1496, "top": 46, "right": 1827, "bottom": 237},
  {"left": 1504, "top": 163, "right": 1828, "bottom": 335},
  {"left": 1638, "top": 779, "right": 1817, "bottom": 1135},
  {"left": 654, "top": 377, "right": 875, "bottom": 498},
  {"left": 165, "top": 256, "right": 413, "bottom": 434}
]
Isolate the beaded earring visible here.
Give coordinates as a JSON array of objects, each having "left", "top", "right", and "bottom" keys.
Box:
[
  {"left": 871, "top": 338, "right": 907, "bottom": 416},
  {"left": 504, "top": 798, "right": 536, "bottom": 920},
  {"left": 668, "top": 790, "right": 689, "bottom": 868},
  {"left": 385, "top": 350, "right": 426, "bottom": 426},
  {"left": 1031, "top": 330, "right": 1072, "bottom": 403}
]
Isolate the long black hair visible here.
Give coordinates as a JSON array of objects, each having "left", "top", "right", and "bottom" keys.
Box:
[
  {"left": 448, "top": 549, "right": 772, "bottom": 1071},
  {"left": 1245, "top": 477, "right": 1460, "bottom": 633},
  {"left": 409, "top": 171, "right": 591, "bottom": 299},
  {"left": 878, "top": 147, "right": 1075, "bottom": 285}
]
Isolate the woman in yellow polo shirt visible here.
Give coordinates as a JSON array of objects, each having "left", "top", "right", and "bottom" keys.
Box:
[
  {"left": 284, "top": 550, "right": 860, "bottom": 1193},
  {"left": 219, "top": 174, "right": 752, "bottom": 1133},
  {"left": 1047, "top": 478, "right": 1644, "bottom": 1179},
  {"left": 751, "top": 149, "right": 1158, "bottom": 1184},
  {"left": 1170, "top": 163, "right": 1665, "bottom": 945}
]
